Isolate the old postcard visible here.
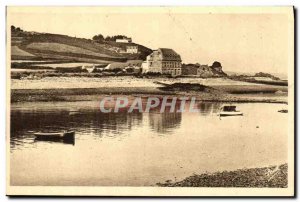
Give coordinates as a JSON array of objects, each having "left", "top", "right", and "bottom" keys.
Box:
[{"left": 6, "top": 6, "right": 294, "bottom": 196}]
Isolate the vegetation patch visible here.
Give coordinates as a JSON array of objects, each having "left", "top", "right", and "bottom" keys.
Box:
[{"left": 11, "top": 46, "right": 35, "bottom": 57}]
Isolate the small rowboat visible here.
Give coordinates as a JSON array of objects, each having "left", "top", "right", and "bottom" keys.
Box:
[
  {"left": 219, "top": 106, "right": 243, "bottom": 117},
  {"left": 278, "top": 109, "right": 288, "bottom": 113},
  {"left": 34, "top": 130, "right": 75, "bottom": 141}
]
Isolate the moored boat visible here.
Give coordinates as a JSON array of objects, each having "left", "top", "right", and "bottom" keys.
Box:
[
  {"left": 278, "top": 109, "right": 288, "bottom": 113},
  {"left": 219, "top": 106, "right": 243, "bottom": 117},
  {"left": 34, "top": 130, "right": 75, "bottom": 141}
]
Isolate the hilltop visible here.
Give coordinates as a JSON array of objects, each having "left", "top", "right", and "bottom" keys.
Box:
[{"left": 11, "top": 26, "right": 153, "bottom": 64}]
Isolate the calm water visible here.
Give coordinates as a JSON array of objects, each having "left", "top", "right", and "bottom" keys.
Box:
[{"left": 10, "top": 99, "right": 288, "bottom": 186}]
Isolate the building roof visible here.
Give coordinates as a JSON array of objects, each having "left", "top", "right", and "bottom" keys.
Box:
[
  {"left": 106, "top": 60, "right": 143, "bottom": 69},
  {"left": 158, "top": 48, "right": 181, "bottom": 61}
]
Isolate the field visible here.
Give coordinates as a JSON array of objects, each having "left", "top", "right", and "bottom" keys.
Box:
[
  {"left": 11, "top": 46, "right": 35, "bottom": 57},
  {"left": 11, "top": 69, "right": 56, "bottom": 73},
  {"left": 12, "top": 60, "right": 57, "bottom": 63},
  {"left": 32, "top": 62, "right": 101, "bottom": 68},
  {"left": 26, "top": 42, "right": 120, "bottom": 59},
  {"left": 11, "top": 29, "right": 152, "bottom": 63}
]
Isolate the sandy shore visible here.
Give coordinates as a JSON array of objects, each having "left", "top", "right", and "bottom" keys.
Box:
[
  {"left": 10, "top": 76, "right": 288, "bottom": 103},
  {"left": 11, "top": 76, "right": 289, "bottom": 89}
]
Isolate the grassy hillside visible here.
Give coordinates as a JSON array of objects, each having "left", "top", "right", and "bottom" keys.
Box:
[{"left": 11, "top": 28, "right": 152, "bottom": 63}]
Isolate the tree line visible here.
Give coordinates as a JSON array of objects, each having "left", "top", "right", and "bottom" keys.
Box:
[
  {"left": 92, "top": 34, "right": 130, "bottom": 42},
  {"left": 11, "top": 25, "right": 23, "bottom": 32}
]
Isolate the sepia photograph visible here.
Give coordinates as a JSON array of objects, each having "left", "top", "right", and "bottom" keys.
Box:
[{"left": 6, "top": 6, "right": 294, "bottom": 196}]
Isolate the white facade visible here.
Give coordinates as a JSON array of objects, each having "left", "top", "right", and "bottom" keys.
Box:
[
  {"left": 142, "top": 48, "right": 182, "bottom": 76},
  {"left": 116, "top": 38, "right": 132, "bottom": 43},
  {"left": 104, "top": 64, "right": 111, "bottom": 70},
  {"left": 82, "top": 65, "right": 95, "bottom": 73},
  {"left": 141, "top": 61, "right": 149, "bottom": 73},
  {"left": 126, "top": 46, "right": 138, "bottom": 54}
]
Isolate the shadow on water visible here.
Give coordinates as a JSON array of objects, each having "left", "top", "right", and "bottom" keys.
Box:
[
  {"left": 34, "top": 137, "right": 75, "bottom": 145},
  {"left": 34, "top": 134, "right": 75, "bottom": 145},
  {"left": 10, "top": 109, "right": 142, "bottom": 149}
]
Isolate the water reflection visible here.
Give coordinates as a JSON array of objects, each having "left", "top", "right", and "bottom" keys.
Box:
[
  {"left": 197, "top": 102, "right": 222, "bottom": 115},
  {"left": 10, "top": 100, "right": 288, "bottom": 186},
  {"left": 10, "top": 106, "right": 144, "bottom": 149},
  {"left": 11, "top": 101, "right": 224, "bottom": 149},
  {"left": 34, "top": 136, "right": 75, "bottom": 145},
  {"left": 148, "top": 105, "right": 182, "bottom": 134}
]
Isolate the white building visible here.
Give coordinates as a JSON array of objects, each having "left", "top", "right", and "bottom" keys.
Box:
[
  {"left": 141, "top": 61, "right": 149, "bottom": 73},
  {"left": 82, "top": 65, "right": 95, "bottom": 73},
  {"left": 126, "top": 46, "right": 138, "bottom": 54},
  {"left": 116, "top": 37, "right": 132, "bottom": 43},
  {"left": 142, "top": 48, "right": 182, "bottom": 76}
]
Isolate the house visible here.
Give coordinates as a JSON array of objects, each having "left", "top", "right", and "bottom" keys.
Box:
[
  {"left": 197, "top": 65, "right": 210, "bottom": 76},
  {"left": 104, "top": 64, "right": 111, "bottom": 70},
  {"left": 124, "top": 65, "right": 142, "bottom": 74},
  {"left": 82, "top": 64, "right": 107, "bottom": 73},
  {"left": 116, "top": 37, "right": 132, "bottom": 43},
  {"left": 126, "top": 45, "right": 138, "bottom": 54},
  {"left": 142, "top": 48, "right": 182, "bottom": 76},
  {"left": 182, "top": 63, "right": 200, "bottom": 75},
  {"left": 82, "top": 65, "right": 95, "bottom": 73},
  {"left": 141, "top": 61, "right": 150, "bottom": 73},
  {"left": 104, "top": 61, "right": 142, "bottom": 71}
]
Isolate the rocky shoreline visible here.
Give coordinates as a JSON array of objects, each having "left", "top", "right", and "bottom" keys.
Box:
[{"left": 157, "top": 164, "right": 288, "bottom": 187}]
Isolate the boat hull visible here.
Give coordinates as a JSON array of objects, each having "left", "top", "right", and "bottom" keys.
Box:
[
  {"left": 219, "top": 112, "right": 243, "bottom": 117},
  {"left": 34, "top": 131, "right": 75, "bottom": 144}
]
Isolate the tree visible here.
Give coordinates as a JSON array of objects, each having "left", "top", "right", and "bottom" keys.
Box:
[
  {"left": 92, "top": 34, "right": 131, "bottom": 42},
  {"left": 211, "top": 61, "right": 222, "bottom": 68},
  {"left": 11, "top": 25, "right": 16, "bottom": 32},
  {"left": 92, "top": 34, "right": 104, "bottom": 42},
  {"left": 105, "top": 36, "right": 112, "bottom": 41},
  {"left": 126, "top": 67, "right": 134, "bottom": 73},
  {"left": 111, "top": 68, "right": 123, "bottom": 73}
]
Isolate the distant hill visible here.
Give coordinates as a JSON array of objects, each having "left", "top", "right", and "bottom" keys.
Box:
[
  {"left": 11, "top": 26, "right": 153, "bottom": 64},
  {"left": 225, "top": 71, "right": 287, "bottom": 80},
  {"left": 224, "top": 71, "right": 253, "bottom": 77}
]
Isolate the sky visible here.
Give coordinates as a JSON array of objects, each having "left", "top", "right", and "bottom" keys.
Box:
[{"left": 8, "top": 7, "right": 293, "bottom": 74}]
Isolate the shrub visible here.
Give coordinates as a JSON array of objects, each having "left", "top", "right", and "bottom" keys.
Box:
[
  {"left": 143, "top": 72, "right": 162, "bottom": 77},
  {"left": 126, "top": 67, "right": 135, "bottom": 73}
]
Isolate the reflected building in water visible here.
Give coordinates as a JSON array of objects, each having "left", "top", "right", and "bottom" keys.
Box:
[
  {"left": 197, "top": 102, "right": 222, "bottom": 115},
  {"left": 148, "top": 105, "right": 182, "bottom": 134},
  {"left": 11, "top": 101, "right": 223, "bottom": 149},
  {"left": 147, "top": 101, "right": 222, "bottom": 134},
  {"left": 10, "top": 107, "right": 144, "bottom": 148}
]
